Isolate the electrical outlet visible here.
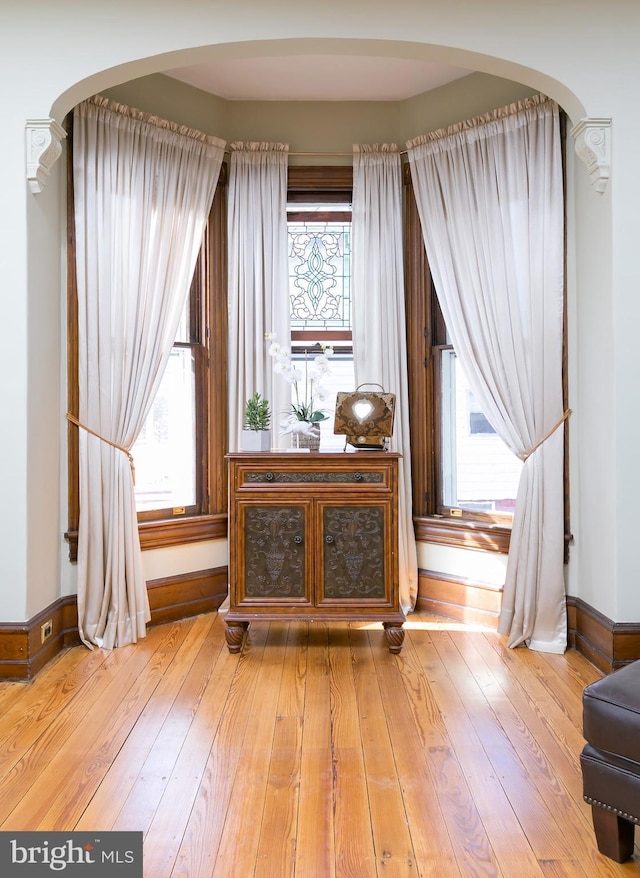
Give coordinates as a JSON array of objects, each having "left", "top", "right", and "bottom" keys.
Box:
[{"left": 40, "top": 619, "right": 53, "bottom": 643}]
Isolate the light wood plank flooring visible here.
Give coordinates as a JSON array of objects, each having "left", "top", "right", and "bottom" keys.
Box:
[{"left": 0, "top": 610, "right": 638, "bottom": 877}]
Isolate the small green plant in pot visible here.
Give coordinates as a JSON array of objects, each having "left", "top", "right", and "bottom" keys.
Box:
[{"left": 242, "top": 392, "right": 272, "bottom": 452}]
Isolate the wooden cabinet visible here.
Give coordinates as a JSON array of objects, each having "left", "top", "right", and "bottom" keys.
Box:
[{"left": 225, "top": 452, "right": 405, "bottom": 653}]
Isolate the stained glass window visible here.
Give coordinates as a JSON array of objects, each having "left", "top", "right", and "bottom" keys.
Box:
[
  {"left": 286, "top": 204, "right": 354, "bottom": 447},
  {"left": 287, "top": 220, "right": 351, "bottom": 331}
]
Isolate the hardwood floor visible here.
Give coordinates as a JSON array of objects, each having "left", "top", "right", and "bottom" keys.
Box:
[{"left": 0, "top": 610, "right": 638, "bottom": 877}]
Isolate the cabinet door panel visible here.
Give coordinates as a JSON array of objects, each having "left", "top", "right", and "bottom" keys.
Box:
[
  {"left": 318, "top": 502, "right": 391, "bottom": 604},
  {"left": 237, "top": 502, "right": 312, "bottom": 605}
]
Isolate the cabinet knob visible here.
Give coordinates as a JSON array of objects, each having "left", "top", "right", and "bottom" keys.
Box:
[
  {"left": 325, "top": 535, "right": 334, "bottom": 544},
  {"left": 294, "top": 535, "right": 303, "bottom": 545},
  {"left": 265, "top": 472, "right": 274, "bottom": 481},
  {"left": 354, "top": 472, "right": 363, "bottom": 481}
]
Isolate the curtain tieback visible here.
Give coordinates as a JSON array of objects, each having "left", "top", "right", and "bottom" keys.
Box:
[
  {"left": 519, "top": 409, "right": 572, "bottom": 463},
  {"left": 66, "top": 412, "right": 136, "bottom": 484}
]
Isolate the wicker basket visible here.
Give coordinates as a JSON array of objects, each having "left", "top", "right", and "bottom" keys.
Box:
[{"left": 293, "top": 423, "right": 321, "bottom": 451}]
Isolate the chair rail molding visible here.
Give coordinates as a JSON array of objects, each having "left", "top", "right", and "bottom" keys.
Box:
[
  {"left": 26, "top": 118, "right": 66, "bottom": 193},
  {"left": 571, "top": 117, "right": 612, "bottom": 194}
]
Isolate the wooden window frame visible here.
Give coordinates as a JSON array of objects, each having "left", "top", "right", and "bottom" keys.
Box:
[
  {"left": 135, "top": 245, "right": 207, "bottom": 524},
  {"left": 404, "top": 165, "right": 515, "bottom": 552},
  {"left": 65, "top": 118, "right": 229, "bottom": 560},
  {"left": 404, "top": 158, "right": 570, "bottom": 556}
]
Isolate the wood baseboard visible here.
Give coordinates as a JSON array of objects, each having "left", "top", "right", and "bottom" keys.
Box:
[
  {"left": 3, "top": 569, "right": 639, "bottom": 680},
  {"left": 566, "top": 596, "right": 640, "bottom": 673},
  {"left": 146, "top": 567, "right": 228, "bottom": 625},
  {"left": 416, "top": 571, "right": 640, "bottom": 673},
  {"left": 0, "top": 598, "right": 81, "bottom": 682},
  {"left": 415, "top": 569, "right": 503, "bottom": 629},
  {"left": 0, "top": 567, "right": 228, "bottom": 681}
]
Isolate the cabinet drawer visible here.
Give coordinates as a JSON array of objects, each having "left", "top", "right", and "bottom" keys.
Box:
[{"left": 234, "top": 462, "right": 393, "bottom": 492}]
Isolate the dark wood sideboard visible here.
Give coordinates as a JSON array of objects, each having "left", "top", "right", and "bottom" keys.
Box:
[{"left": 225, "top": 451, "right": 405, "bottom": 653}]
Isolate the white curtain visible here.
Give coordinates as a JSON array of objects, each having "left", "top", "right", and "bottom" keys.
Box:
[
  {"left": 227, "top": 142, "right": 290, "bottom": 452},
  {"left": 352, "top": 144, "right": 419, "bottom": 614},
  {"left": 73, "top": 96, "right": 225, "bottom": 649},
  {"left": 407, "top": 95, "right": 567, "bottom": 653}
]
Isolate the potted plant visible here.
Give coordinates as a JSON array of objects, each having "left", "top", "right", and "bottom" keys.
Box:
[{"left": 242, "top": 391, "right": 272, "bottom": 452}]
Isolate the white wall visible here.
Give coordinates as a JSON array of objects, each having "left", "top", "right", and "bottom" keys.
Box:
[
  {"left": 567, "top": 147, "right": 616, "bottom": 614},
  {"left": 1, "top": 110, "right": 30, "bottom": 621},
  {"left": 1, "top": 0, "right": 639, "bottom": 624}
]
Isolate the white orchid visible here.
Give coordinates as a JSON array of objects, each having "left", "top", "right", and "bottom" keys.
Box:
[
  {"left": 280, "top": 414, "right": 318, "bottom": 437},
  {"left": 266, "top": 330, "right": 333, "bottom": 431}
]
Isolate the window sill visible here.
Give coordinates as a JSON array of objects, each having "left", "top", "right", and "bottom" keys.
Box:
[
  {"left": 65, "top": 512, "right": 228, "bottom": 562},
  {"left": 414, "top": 515, "right": 511, "bottom": 554}
]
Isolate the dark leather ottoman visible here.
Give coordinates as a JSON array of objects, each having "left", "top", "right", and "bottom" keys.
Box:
[{"left": 581, "top": 659, "right": 640, "bottom": 862}]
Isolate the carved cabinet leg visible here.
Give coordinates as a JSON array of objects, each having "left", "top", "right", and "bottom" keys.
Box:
[
  {"left": 591, "top": 805, "right": 635, "bottom": 863},
  {"left": 225, "top": 621, "right": 249, "bottom": 654},
  {"left": 383, "top": 622, "right": 405, "bottom": 654}
]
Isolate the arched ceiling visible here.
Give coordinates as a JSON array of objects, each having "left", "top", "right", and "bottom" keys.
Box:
[{"left": 164, "top": 54, "right": 471, "bottom": 102}]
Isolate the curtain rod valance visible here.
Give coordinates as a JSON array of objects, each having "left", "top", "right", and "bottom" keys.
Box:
[
  {"left": 86, "top": 92, "right": 552, "bottom": 159},
  {"left": 353, "top": 143, "right": 401, "bottom": 154},
  {"left": 229, "top": 141, "right": 288, "bottom": 153},
  {"left": 87, "top": 95, "right": 226, "bottom": 150},
  {"left": 406, "top": 93, "right": 553, "bottom": 150}
]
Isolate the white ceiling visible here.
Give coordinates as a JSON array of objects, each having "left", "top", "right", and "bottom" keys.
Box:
[{"left": 165, "top": 54, "right": 470, "bottom": 102}]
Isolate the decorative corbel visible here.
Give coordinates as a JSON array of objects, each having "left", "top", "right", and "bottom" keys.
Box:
[
  {"left": 26, "top": 119, "right": 66, "bottom": 194},
  {"left": 571, "top": 118, "right": 611, "bottom": 194}
]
